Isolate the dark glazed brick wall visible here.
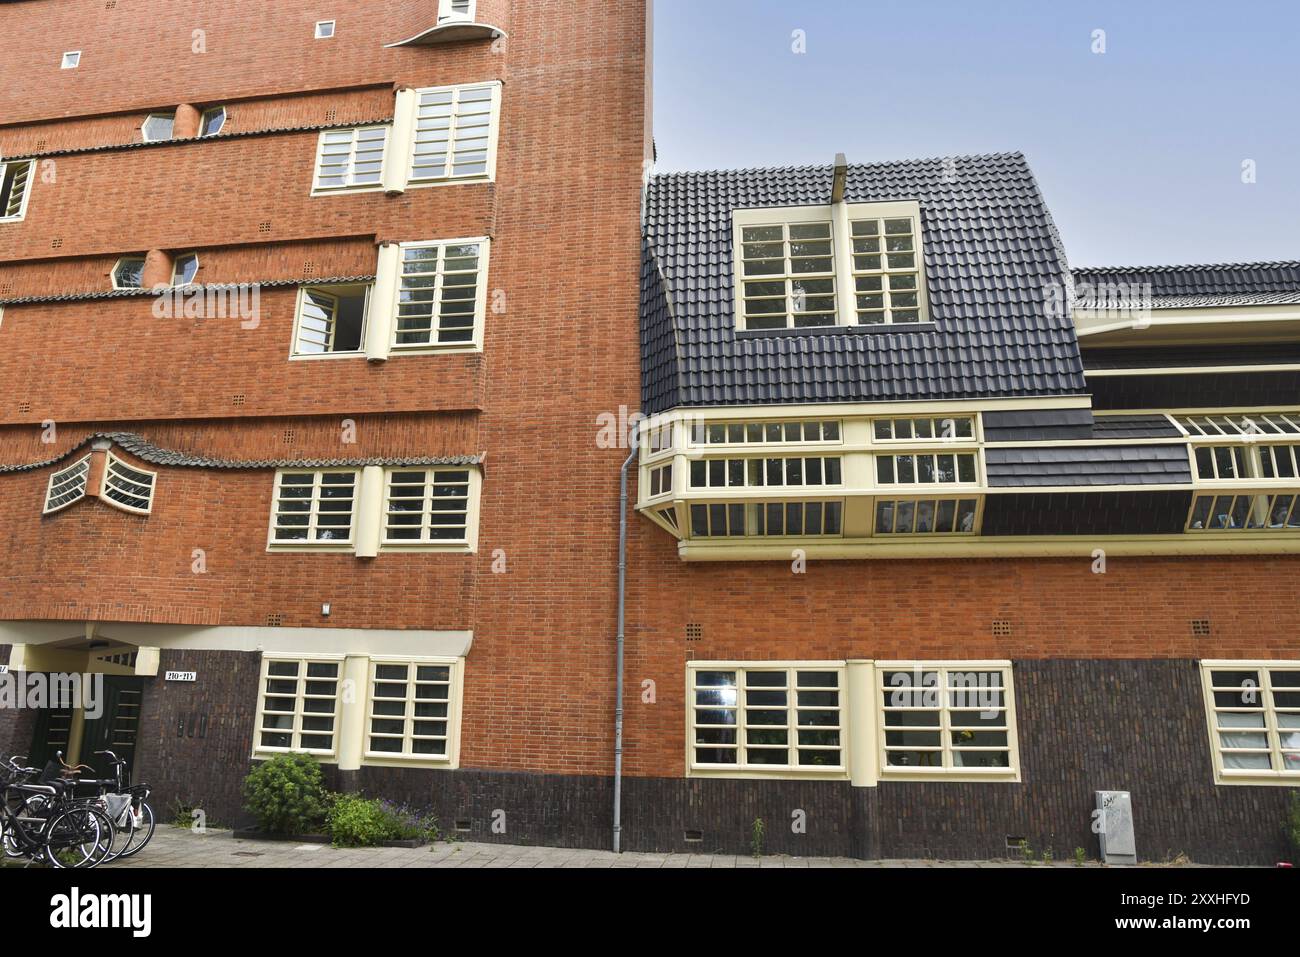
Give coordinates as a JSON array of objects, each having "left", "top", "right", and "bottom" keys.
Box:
[
  {"left": 982, "top": 491, "right": 1193, "bottom": 536},
  {"left": 0, "top": 645, "right": 39, "bottom": 760},
  {"left": 1089, "top": 371, "right": 1300, "bottom": 411}
]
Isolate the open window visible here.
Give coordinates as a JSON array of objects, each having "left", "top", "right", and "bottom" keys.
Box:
[
  {"left": 172, "top": 253, "right": 199, "bottom": 286},
  {"left": 43, "top": 455, "right": 92, "bottom": 514},
  {"left": 102, "top": 452, "right": 156, "bottom": 514},
  {"left": 292, "top": 285, "right": 369, "bottom": 357},
  {"left": 0, "top": 160, "right": 33, "bottom": 222}
]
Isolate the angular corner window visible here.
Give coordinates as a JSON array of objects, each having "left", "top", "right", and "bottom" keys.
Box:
[
  {"left": 408, "top": 83, "right": 501, "bottom": 184},
  {"left": 313, "top": 125, "right": 389, "bottom": 192},
  {"left": 44, "top": 455, "right": 92, "bottom": 514},
  {"left": 1201, "top": 662, "right": 1300, "bottom": 783},
  {"left": 111, "top": 257, "right": 146, "bottom": 290},
  {"left": 1187, "top": 491, "right": 1300, "bottom": 531},
  {"left": 102, "top": 452, "right": 156, "bottom": 514},
  {"left": 141, "top": 113, "right": 175, "bottom": 143},
  {"left": 172, "top": 253, "right": 199, "bottom": 286},
  {"left": 393, "top": 239, "right": 487, "bottom": 349},
  {"left": 0, "top": 160, "right": 34, "bottom": 222},
  {"left": 382, "top": 468, "right": 475, "bottom": 546},
  {"left": 438, "top": 0, "right": 475, "bottom": 22},
  {"left": 199, "top": 106, "right": 227, "bottom": 137},
  {"left": 269, "top": 470, "right": 359, "bottom": 546},
  {"left": 61, "top": 51, "right": 81, "bottom": 69},
  {"left": 292, "top": 285, "right": 369, "bottom": 356},
  {"left": 315, "top": 20, "right": 336, "bottom": 38},
  {"left": 254, "top": 657, "right": 342, "bottom": 755}
]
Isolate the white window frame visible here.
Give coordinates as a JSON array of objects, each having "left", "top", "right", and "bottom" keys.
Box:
[
  {"left": 1200, "top": 660, "right": 1300, "bottom": 785},
  {"left": 111, "top": 256, "right": 146, "bottom": 290},
  {"left": 141, "top": 113, "right": 175, "bottom": 143},
  {"left": 363, "top": 657, "right": 464, "bottom": 766},
  {"left": 388, "top": 237, "right": 490, "bottom": 352},
  {"left": 873, "top": 450, "right": 981, "bottom": 487},
  {"left": 43, "top": 455, "right": 92, "bottom": 515},
  {"left": 171, "top": 252, "right": 199, "bottom": 286},
  {"left": 101, "top": 452, "right": 157, "bottom": 515},
  {"left": 61, "top": 51, "right": 81, "bottom": 69},
  {"left": 379, "top": 466, "right": 481, "bottom": 552},
  {"left": 688, "top": 455, "right": 844, "bottom": 490},
  {"left": 688, "top": 500, "right": 845, "bottom": 539},
  {"left": 311, "top": 124, "right": 390, "bottom": 195},
  {"left": 438, "top": 0, "right": 475, "bottom": 22},
  {"left": 314, "top": 20, "right": 336, "bottom": 39},
  {"left": 686, "top": 661, "right": 849, "bottom": 780},
  {"left": 871, "top": 415, "right": 977, "bottom": 444},
  {"left": 0, "top": 159, "right": 35, "bottom": 222},
  {"left": 691, "top": 419, "right": 844, "bottom": 447},
  {"left": 406, "top": 82, "right": 502, "bottom": 187},
  {"left": 289, "top": 284, "right": 372, "bottom": 359},
  {"left": 266, "top": 469, "right": 360, "bottom": 550},
  {"left": 732, "top": 201, "right": 931, "bottom": 331},
  {"left": 253, "top": 655, "right": 344, "bottom": 758},
  {"left": 876, "top": 660, "right": 1020, "bottom": 782},
  {"left": 199, "top": 106, "right": 227, "bottom": 137}
]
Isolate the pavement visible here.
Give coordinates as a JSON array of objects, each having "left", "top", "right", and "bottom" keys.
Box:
[{"left": 94, "top": 825, "right": 1130, "bottom": 868}]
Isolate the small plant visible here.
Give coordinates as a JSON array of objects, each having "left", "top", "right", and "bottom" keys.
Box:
[
  {"left": 241, "top": 753, "right": 327, "bottom": 835},
  {"left": 1041, "top": 847, "right": 1053, "bottom": 865},
  {"left": 326, "top": 794, "right": 391, "bottom": 848},
  {"left": 1286, "top": 791, "right": 1300, "bottom": 858},
  {"left": 1073, "top": 846, "right": 1086, "bottom": 866},
  {"left": 376, "top": 799, "right": 439, "bottom": 843},
  {"left": 1019, "top": 839, "right": 1035, "bottom": 864},
  {"left": 750, "top": 817, "right": 765, "bottom": 858},
  {"left": 169, "top": 798, "right": 211, "bottom": 829}
]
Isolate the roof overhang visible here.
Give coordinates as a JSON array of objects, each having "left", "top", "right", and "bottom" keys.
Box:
[
  {"left": 1074, "top": 303, "right": 1300, "bottom": 346},
  {"left": 384, "top": 21, "right": 506, "bottom": 47}
]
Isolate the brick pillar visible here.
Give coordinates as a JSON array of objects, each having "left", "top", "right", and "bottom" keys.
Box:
[
  {"left": 173, "top": 103, "right": 201, "bottom": 139},
  {"left": 140, "top": 249, "right": 174, "bottom": 288}
]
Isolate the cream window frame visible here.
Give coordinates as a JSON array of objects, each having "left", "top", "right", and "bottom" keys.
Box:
[
  {"left": 687, "top": 499, "right": 846, "bottom": 539},
  {"left": 252, "top": 655, "right": 344, "bottom": 758},
  {"left": 848, "top": 205, "right": 929, "bottom": 325},
  {"left": 691, "top": 419, "right": 844, "bottom": 447},
  {"left": 363, "top": 657, "right": 464, "bottom": 766},
  {"left": 386, "top": 237, "right": 490, "bottom": 353},
  {"left": 43, "top": 455, "right": 92, "bottom": 515},
  {"left": 686, "top": 661, "right": 849, "bottom": 780},
  {"left": 102, "top": 452, "right": 156, "bottom": 515},
  {"left": 1186, "top": 489, "right": 1300, "bottom": 532},
  {"left": 266, "top": 469, "right": 360, "bottom": 551},
  {"left": 873, "top": 450, "right": 981, "bottom": 487},
  {"left": 289, "top": 284, "right": 372, "bottom": 359},
  {"left": 871, "top": 495, "right": 984, "bottom": 536},
  {"left": 0, "top": 159, "right": 35, "bottom": 222},
  {"left": 311, "top": 124, "right": 390, "bottom": 195},
  {"left": 688, "top": 455, "right": 844, "bottom": 490},
  {"left": 875, "top": 660, "right": 1020, "bottom": 782},
  {"left": 1176, "top": 411, "right": 1300, "bottom": 438},
  {"left": 1200, "top": 660, "right": 1300, "bottom": 785},
  {"left": 379, "top": 466, "right": 481, "bottom": 553},
  {"left": 870, "top": 415, "right": 978, "bottom": 444},
  {"left": 406, "top": 82, "right": 502, "bottom": 187}
]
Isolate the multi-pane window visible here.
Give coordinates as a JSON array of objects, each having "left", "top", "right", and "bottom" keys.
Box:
[
  {"left": 691, "top": 667, "right": 844, "bottom": 771},
  {"left": 269, "top": 471, "right": 358, "bottom": 544},
  {"left": 313, "top": 125, "right": 388, "bottom": 191},
  {"left": 394, "top": 241, "right": 484, "bottom": 348},
  {"left": 645, "top": 422, "right": 674, "bottom": 454},
  {"left": 1187, "top": 492, "right": 1300, "bottom": 531},
  {"left": 878, "top": 664, "right": 1017, "bottom": 774},
  {"left": 1178, "top": 412, "right": 1300, "bottom": 437},
  {"left": 408, "top": 84, "right": 499, "bottom": 183},
  {"left": 383, "top": 469, "right": 472, "bottom": 544},
  {"left": 737, "top": 222, "right": 836, "bottom": 330},
  {"left": 689, "top": 456, "right": 843, "bottom": 489},
  {"left": 850, "top": 215, "right": 923, "bottom": 324},
  {"left": 688, "top": 503, "right": 746, "bottom": 538},
  {"left": 1201, "top": 663, "right": 1300, "bottom": 780},
  {"left": 43, "top": 455, "right": 91, "bottom": 514},
  {"left": 656, "top": 506, "right": 680, "bottom": 532},
  {"left": 293, "top": 286, "right": 369, "bottom": 356},
  {"left": 754, "top": 501, "right": 843, "bottom": 536},
  {"left": 873, "top": 416, "right": 975, "bottom": 442},
  {"left": 367, "top": 661, "right": 455, "bottom": 759},
  {"left": 876, "top": 452, "right": 978, "bottom": 485},
  {"left": 693, "top": 420, "right": 841, "bottom": 445},
  {"left": 0, "top": 160, "right": 33, "bottom": 220},
  {"left": 1194, "top": 444, "right": 1300, "bottom": 481},
  {"left": 112, "top": 257, "right": 145, "bottom": 290},
  {"left": 648, "top": 463, "right": 673, "bottom": 498},
  {"left": 102, "top": 453, "right": 156, "bottom": 514},
  {"left": 255, "top": 658, "right": 341, "bottom": 755},
  {"left": 875, "top": 497, "right": 980, "bottom": 535}
]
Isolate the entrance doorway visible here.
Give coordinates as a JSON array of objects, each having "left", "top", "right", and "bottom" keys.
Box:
[{"left": 27, "top": 675, "right": 145, "bottom": 781}]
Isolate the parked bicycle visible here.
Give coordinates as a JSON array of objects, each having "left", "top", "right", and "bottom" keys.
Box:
[{"left": 1, "top": 754, "right": 115, "bottom": 868}]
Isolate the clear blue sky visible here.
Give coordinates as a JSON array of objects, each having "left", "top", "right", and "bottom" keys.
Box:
[{"left": 652, "top": 0, "right": 1300, "bottom": 268}]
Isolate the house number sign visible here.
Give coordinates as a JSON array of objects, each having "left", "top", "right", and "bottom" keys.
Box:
[{"left": 165, "top": 671, "right": 197, "bottom": 682}]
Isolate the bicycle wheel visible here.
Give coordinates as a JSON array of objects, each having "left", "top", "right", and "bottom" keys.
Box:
[
  {"left": 44, "top": 805, "right": 114, "bottom": 869},
  {"left": 99, "top": 797, "right": 136, "bottom": 863},
  {"left": 4, "top": 794, "right": 49, "bottom": 860},
  {"left": 116, "top": 800, "right": 155, "bottom": 859}
]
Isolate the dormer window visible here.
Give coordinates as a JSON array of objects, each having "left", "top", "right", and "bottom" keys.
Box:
[
  {"left": 438, "top": 0, "right": 474, "bottom": 22},
  {"left": 732, "top": 201, "right": 930, "bottom": 331}
]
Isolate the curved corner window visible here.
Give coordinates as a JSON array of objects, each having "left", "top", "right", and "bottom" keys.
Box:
[
  {"left": 172, "top": 253, "right": 199, "bottom": 286},
  {"left": 199, "top": 106, "right": 226, "bottom": 137},
  {"left": 141, "top": 113, "right": 175, "bottom": 143},
  {"left": 103, "top": 452, "right": 156, "bottom": 514},
  {"left": 44, "top": 455, "right": 91, "bottom": 514},
  {"left": 112, "top": 257, "right": 146, "bottom": 290}
]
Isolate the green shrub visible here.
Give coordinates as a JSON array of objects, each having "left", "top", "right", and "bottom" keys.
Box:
[
  {"left": 1286, "top": 791, "right": 1300, "bottom": 857},
  {"left": 327, "top": 794, "right": 392, "bottom": 847},
  {"left": 241, "top": 754, "right": 327, "bottom": 835}
]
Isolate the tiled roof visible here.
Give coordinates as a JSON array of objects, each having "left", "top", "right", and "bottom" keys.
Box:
[
  {"left": 0, "top": 433, "right": 482, "bottom": 475},
  {"left": 1090, "top": 414, "right": 1183, "bottom": 439},
  {"left": 640, "top": 152, "right": 1088, "bottom": 413},
  {"left": 985, "top": 444, "right": 1192, "bottom": 487},
  {"left": 0, "top": 276, "right": 375, "bottom": 308},
  {"left": 1072, "top": 261, "right": 1300, "bottom": 308}
]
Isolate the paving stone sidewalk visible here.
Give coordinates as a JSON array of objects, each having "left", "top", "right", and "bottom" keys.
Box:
[{"left": 102, "top": 825, "right": 1130, "bottom": 868}]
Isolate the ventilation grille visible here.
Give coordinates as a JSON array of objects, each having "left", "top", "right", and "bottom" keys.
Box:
[
  {"left": 1191, "top": 619, "right": 1211, "bottom": 637},
  {"left": 258, "top": 222, "right": 272, "bottom": 234},
  {"left": 0, "top": 282, "right": 13, "bottom": 295},
  {"left": 454, "top": 819, "right": 472, "bottom": 832},
  {"left": 324, "top": 108, "right": 337, "bottom": 124},
  {"left": 302, "top": 260, "right": 317, "bottom": 277},
  {"left": 231, "top": 394, "right": 245, "bottom": 407},
  {"left": 992, "top": 620, "right": 1012, "bottom": 637},
  {"left": 17, "top": 401, "right": 31, "bottom": 414},
  {"left": 685, "top": 623, "right": 703, "bottom": 643},
  {"left": 683, "top": 829, "right": 703, "bottom": 843},
  {"left": 282, "top": 429, "right": 296, "bottom": 445},
  {"left": 265, "top": 614, "right": 283, "bottom": 627},
  {"left": 50, "top": 238, "right": 63, "bottom": 249}
]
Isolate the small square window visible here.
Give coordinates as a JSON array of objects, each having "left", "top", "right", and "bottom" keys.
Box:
[
  {"left": 315, "top": 20, "right": 335, "bottom": 38},
  {"left": 61, "top": 51, "right": 81, "bottom": 69}
]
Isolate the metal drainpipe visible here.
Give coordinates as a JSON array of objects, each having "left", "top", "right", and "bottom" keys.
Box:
[{"left": 613, "top": 439, "right": 638, "bottom": 853}]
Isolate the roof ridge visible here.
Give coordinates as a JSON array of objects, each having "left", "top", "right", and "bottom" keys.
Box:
[
  {"left": 649, "top": 150, "right": 1027, "bottom": 182},
  {"left": 1074, "top": 260, "right": 1300, "bottom": 274}
]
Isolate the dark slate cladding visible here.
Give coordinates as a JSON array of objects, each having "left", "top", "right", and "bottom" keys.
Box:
[
  {"left": 985, "top": 445, "right": 1191, "bottom": 488},
  {"left": 1089, "top": 371, "right": 1300, "bottom": 411},
  {"left": 982, "top": 491, "right": 1192, "bottom": 535},
  {"left": 641, "top": 152, "right": 1088, "bottom": 413},
  {"left": 1091, "top": 414, "right": 1183, "bottom": 439},
  {"left": 982, "top": 408, "right": 1093, "bottom": 442},
  {"left": 1083, "top": 343, "right": 1300, "bottom": 371},
  {"left": 1073, "top": 261, "right": 1300, "bottom": 299}
]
